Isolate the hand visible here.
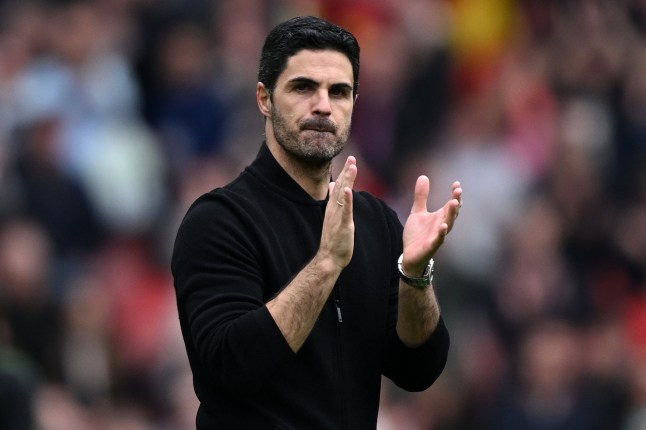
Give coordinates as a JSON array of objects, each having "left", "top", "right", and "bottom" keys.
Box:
[
  {"left": 318, "top": 156, "right": 357, "bottom": 270},
  {"left": 401, "top": 177, "right": 462, "bottom": 276}
]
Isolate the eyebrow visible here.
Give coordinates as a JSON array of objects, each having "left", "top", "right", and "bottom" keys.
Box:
[
  {"left": 286, "top": 77, "right": 353, "bottom": 92},
  {"left": 286, "top": 77, "right": 319, "bottom": 87}
]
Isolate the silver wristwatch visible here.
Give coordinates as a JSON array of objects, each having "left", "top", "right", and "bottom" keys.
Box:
[{"left": 397, "top": 254, "right": 434, "bottom": 289}]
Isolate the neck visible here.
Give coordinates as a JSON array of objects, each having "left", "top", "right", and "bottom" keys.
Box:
[{"left": 266, "top": 139, "right": 331, "bottom": 201}]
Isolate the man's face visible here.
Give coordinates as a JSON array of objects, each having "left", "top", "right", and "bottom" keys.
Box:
[{"left": 265, "top": 49, "right": 355, "bottom": 166}]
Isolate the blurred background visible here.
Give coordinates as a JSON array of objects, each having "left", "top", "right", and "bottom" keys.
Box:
[{"left": 1, "top": 0, "right": 645, "bottom": 428}]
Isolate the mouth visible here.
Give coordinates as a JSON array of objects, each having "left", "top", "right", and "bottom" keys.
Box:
[
  {"left": 300, "top": 119, "right": 336, "bottom": 134},
  {"left": 303, "top": 128, "right": 334, "bottom": 134}
]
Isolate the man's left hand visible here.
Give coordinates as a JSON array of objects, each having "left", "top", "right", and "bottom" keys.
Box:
[{"left": 401, "top": 177, "right": 462, "bottom": 277}]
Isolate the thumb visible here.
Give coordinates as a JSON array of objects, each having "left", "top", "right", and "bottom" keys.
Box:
[{"left": 411, "top": 175, "right": 429, "bottom": 214}]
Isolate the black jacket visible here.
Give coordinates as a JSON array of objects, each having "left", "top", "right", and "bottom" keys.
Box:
[{"left": 171, "top": 143, "right": 449, "bottom": 429}]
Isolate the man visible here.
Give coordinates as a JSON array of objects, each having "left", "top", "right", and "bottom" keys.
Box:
[{"left": 171, "top": 16, "right": 462, "bottom": 429}]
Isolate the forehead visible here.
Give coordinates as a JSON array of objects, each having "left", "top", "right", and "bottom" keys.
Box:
[{"left": 277, "top": 49, "right": 353, "bottom": 86}]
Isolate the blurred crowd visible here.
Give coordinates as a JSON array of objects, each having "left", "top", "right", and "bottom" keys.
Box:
[{"left": 0, "top": 0, "right": 645, "bottom": 429}]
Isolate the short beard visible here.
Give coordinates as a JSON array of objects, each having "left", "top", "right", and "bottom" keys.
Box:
[{"left": 270, "top": 104, "right": 349, "bottom": 168}]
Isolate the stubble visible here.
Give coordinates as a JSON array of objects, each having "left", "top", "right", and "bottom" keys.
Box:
[{"left": 270, "top": 104, "right": 350, "bottom": 168}]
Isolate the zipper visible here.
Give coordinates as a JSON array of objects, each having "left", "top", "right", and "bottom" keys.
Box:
[
  {"left": 332, "top": 284, "right": 349, "bottom": 428},
  {"left": 334, "top": 289, "right": 343, "bottom": 323}
]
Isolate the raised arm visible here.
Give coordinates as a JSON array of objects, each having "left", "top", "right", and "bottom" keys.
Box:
[
  {"left": 266, "top": 156, "right": 357, "bottom": 352},
  {"left": 396, "top": 176, "right": 462, "bottom": 347}
]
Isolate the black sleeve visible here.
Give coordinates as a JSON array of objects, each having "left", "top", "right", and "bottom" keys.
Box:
[
  {"left": 378, "top": 199, "right": 450, "bottom": 392},
  {"left": 171, "top": 193, "right": 295, "bottom": 396},
  {"left": 383, "top": 317, "right": 450, "bottom": 391}
]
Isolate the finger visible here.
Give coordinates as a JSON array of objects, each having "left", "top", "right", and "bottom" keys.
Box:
[
  {"left": 336, "top": 156, "right": 357, "bottom": 204},
  {"left": 411, "top": 175, "right": 429, "bottom": 214},
  {"left": 340, "top": 185, "right": 354, "bottom": 219},
  {"left": 439, "top": 222, "right": 449, "bottom": 240},
  {"left": 452, "top": 181, "right": 463, "bottom": 206},
  {"left": 328, "top": 182, "right": 342, "bottom": 207},
  {"left": 443, "top": 199, "right": 460, "bottom": 234},
  {"left": 329, "top": 181, "right": 336, "bottom": 198},
  {"left": 446, "top": 198, "right": 460, "bottom": 219},
  {"left": 343, "top": 156, "right": 357, "bottom": 190},
  {"left": 452, "top": 181, "right": 461, "bottom": 194},
  {"left": 452, "top": 183, "right": 463, "bottom": 218}
]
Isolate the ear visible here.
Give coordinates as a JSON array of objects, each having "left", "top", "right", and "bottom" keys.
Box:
[{"left": 257, "top": 82, "right": 272, "bottom": 118}]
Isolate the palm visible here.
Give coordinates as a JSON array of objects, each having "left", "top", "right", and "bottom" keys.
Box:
[
  {"left": 401, "top": 176, "right": 462, "bottom": 275},
  {"left": 403, "top": 209, "right": 448, "bottom": 260}
]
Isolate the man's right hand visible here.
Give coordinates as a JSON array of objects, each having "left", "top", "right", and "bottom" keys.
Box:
[{"left": 319, "top": 155, "right": 357, "bottom": 270}]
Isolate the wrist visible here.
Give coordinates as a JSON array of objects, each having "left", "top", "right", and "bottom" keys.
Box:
[
  {"left": 313, "top": 251, "right": 345, "bottom": 277},
  {"left": 401, "top": 261, "right": 426, "bottom": 278},
  {"left": 398, "top": 254, "right": 434, "bottom": 289}
]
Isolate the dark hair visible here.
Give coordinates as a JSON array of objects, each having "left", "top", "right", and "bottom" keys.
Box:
[{"left": 258, "top": 16, "right": 360, "bottom": 97}]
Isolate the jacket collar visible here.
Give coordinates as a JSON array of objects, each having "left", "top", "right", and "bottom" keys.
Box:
[{"left": 245, "top": 142, "right": 327, "bottom": 206}]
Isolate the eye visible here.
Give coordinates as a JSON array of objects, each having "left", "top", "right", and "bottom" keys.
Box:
[
  {"left": 330, "top": 85, "right": 352, "bottom": 99},
  {"left": 293, "top": 82, "right": 314, "bottom": 93}
]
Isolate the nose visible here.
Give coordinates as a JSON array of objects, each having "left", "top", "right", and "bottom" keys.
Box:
[{"left": 312, "top": 89, "right": 332, "bottom": 115}]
